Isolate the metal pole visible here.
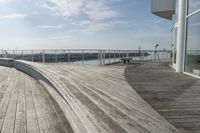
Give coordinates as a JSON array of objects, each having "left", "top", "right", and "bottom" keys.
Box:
[
  {"left": 126, "top": 50, "right": 128, "bottom": 58},
  {"left": 98, "top": 51, "right": 100, "bottom": 66},
  {"left": 103, "top": 50, "right": 105, "bottom": 65},
  {"left": 109, "top": 50, "right": 111, "bottom": 64},
  {"left": 82, "top": 49, "right": 84, "bottom": 65},
  {"left": 13, "top": 50, "right": 15, "bottom": 59},
  {"left": 31, "top": 50, "right": 34, "bottom": 62},
  {"left": 55, "top": 50, "right": 57, "bottom": 62},
  {"left": 176, "top": 0, "right": 187, "bottom": 72},
  {"left": 42, "top": 50, "right": 45, "bottom": 63},
  {"left": 99, "top": 50, "right": 102, "bottom": 66},
  {"left": 22, "top": 50, "right": 23, "bottom": 60},
  {"left": 114, "top": 50, "right": 116, "bottom": 62},
  {"left": 5, "top": 50, "right": 7, "bottom": 58},
  {"left": 68, "top": 50, "right": 70, "bottom": 63}
]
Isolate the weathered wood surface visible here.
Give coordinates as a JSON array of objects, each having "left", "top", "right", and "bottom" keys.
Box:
[
  {"left": 15, "top": 61, "right": 179, "bottom": 133},
  {"left": 125, "top": 62, "right": 200, "bottom": 133},
  {"left": 0, "top": 66, "right": 73, "bottom": 133}
]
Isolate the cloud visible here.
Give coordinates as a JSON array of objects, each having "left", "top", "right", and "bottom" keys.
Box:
[
  {"left": 0, "top": 0, "right": 6, "bottom": 4},
  {"left": 154, "top": 19, "right": 165, "bottom": 24},
  {"left": 83, "top": 0, "right": 119, "bottom": 21},
  {"left": 78, "top": 20, "right": 127, "bottom": 33},
  {"left": 50, "top": 35, "right": 71, "bottom": 40},
  {"left": 0, "top": 13, "right": 26, "bottom": 19},
  {"left": 191, "top": 22, "right": 200, "bottom": 27},
  {"left": 38, "top": 0, "right": 122, "bottom": 33},
  {"left": 37, "top": 24, "right": 65, "bottom": 29},
  {"left": 41, "top": 0, "right": 120, "bottom": 21},
  {"left": 42, "top": 0, "right": 83, "bottom": 17}
]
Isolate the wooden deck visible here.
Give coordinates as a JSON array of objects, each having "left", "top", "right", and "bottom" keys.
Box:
[
  {"left": 0, "top": 66, "right": 73, "bottom": 133},
  {"left": 125, "top": 62, "right": 200, "bottom": 133},
  {"left": 0, "top": 61, "right": 181, "bottom": 133},
  {"left": 15, "top": 61, "right": 178, "bottom": 133}
]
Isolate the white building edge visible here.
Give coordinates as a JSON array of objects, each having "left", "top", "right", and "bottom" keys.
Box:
[{"left": 152, "top": 0, "right": 200, "bottom": 78}]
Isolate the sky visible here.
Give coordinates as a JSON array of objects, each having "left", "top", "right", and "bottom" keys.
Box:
[{"left": 0, "top": 0, "right": 174, "bottom": 50}]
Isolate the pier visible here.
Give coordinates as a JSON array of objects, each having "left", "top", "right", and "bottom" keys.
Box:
[
  {"left": 0, "top": 55, "right": 199, "bottom": 132},
  {"left": 0, "top": 58, "right": 178, "bottom": 133}
]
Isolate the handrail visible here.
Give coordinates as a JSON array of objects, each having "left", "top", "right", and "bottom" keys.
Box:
[{"left": 0, "top": 49, "right": 172, "bottom": 66}]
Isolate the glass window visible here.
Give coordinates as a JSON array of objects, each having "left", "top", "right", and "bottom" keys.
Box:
[
  {"left": 185, "top": 12, "right": 200, "bottom": 76},
  {"left": 189, "top": 0, "right": 200, "bottom": 14},
  {"left": 172, "top": 27, "right": 177, "bottom": 64}
]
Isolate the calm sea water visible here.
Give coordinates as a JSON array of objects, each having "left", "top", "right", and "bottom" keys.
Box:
[
  {"left": 62, "top": 52, "right": 171, "bottom": 66},
  {"left": 71, "top": 58, "right": 121, "bottom": 65}
]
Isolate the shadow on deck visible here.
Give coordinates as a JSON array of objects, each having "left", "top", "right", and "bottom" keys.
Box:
[{"left": 125, "top": 61, "right": 200, "bottom": 133}]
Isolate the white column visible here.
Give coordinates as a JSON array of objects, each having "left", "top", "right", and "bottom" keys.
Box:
[{"left": 176, "top": 0, "right": 187, "bottom": 72}]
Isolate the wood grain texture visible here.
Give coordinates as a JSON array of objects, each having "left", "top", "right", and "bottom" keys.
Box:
[
  {"left": 0, "top": 66, "right": 73, "bottom": 133},
  {"left": 125, "top": 62, "right": 200, "bottom": 133},
  {"left": 15, "top": 61, "right": 179, "bottom": 133}
]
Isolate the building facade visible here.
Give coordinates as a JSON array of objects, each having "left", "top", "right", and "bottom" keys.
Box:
[{"left": 152, "top": 0, "right": 200, "bottom": 78}]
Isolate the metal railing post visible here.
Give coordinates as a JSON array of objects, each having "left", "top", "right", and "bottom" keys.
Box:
[
  {"left": 103, "top": 50, "right": 105, "bottom": 65},
  {"left": 42, "top": 50, "right": 45, "bottom": 63},
  {"left": 99, "top": 50, "right": 103, "bottom": 66},
  {"left": 82, "top": 49, "right": 84, "bottom": 65},
  {"left": 22, "top": 50, "right": 23, "bottom": 60},
  {"left": 31, "top": 50, "right": 34, "bottom": 62},
  {"left": 68, "top": 50, "right": 70, "bottom": 63},
  {"left": 126, "top": 50, "right": 128, "bottom": 58},
  {"left": 55, "top": 50, "right": 57, "bottom": 62},
  {"left": 98, "top": 51, "right": 100, "bottom": 65},
  {"left": 109, "top": 50, "right": 111, "bottom": 64},
  {"left": 114, "top": 50, "right": 116, "bottom": 62},
  {"left": 5, "top": 50, "right": 7, "bottom": 58},
  {"left": 13, "top": 50, "right": 15, "bottom": 59}
]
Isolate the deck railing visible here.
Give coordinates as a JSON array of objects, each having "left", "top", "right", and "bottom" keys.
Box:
[{"left": 0, "top": 49, "right": 172, "bottom": 65}]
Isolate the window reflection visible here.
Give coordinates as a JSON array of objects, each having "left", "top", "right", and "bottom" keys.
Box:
[
  {"left": 189, "top": 0, "right": 200, "bottom": 14},
  {"left": 185, "top": 13, "right": 200, "bottom": 76}
]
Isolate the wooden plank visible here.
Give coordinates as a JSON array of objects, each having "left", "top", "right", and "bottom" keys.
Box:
[
  {"left": 14, "top": 72, "right": 27, "bottom": 133},
  {"left": 29, "top": 77, "right": 52, "bottom": 133},
  {"left": 0, "top": 71, "right": 17, "bottom": 132},
  {"left": 0, "top": 69, "right": 13, "bottom": 103},
  {"left": 20, "top": 61, "right": 178, "bottom": 133},
  {"left": 25, "top": 75, "right": 40, "bottom": 133},
  {"left": 1, "top": 71, "right": 20, "bottom": 133},
  {"left": 37, "top": 82, "right": 72, "bottom": 133},
  {"left": 125, "top": 62, "right": 200, "bottom": 132}
]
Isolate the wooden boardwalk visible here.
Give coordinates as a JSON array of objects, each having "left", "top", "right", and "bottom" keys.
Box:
[
  {"left": 125, "top": 62, "right": 200, "bottom": 133},
  {"left": 16, "top": 61, "right": 178, "bottom": 133},
  {"left": 0, "top": 66, "right": 73, "bottom": 133}
]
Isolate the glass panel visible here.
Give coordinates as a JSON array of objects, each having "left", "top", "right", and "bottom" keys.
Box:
[
  {"left": 185, "top": 12, "right": 200, "bottom": 77},
  {"left": 172, "top": 27, "right": 177, "bottom": 64},
  {"left": 189, "top": 0, "right": 200, "bottom": 14}
]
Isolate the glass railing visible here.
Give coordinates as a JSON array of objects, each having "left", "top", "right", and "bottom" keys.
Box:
[{"left": 0, "top": 49, "right": 172, "bottom": 66}]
